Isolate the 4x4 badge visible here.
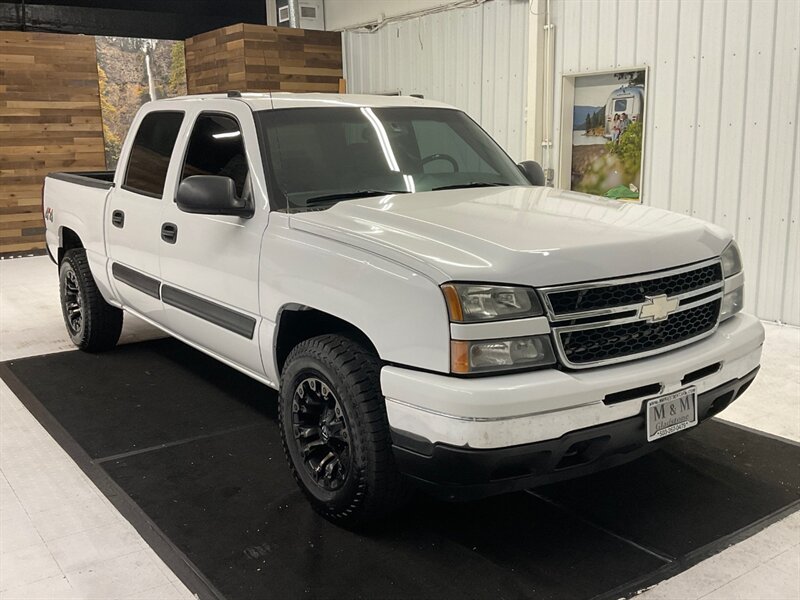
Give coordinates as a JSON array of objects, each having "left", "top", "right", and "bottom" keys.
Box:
[{"left": 639, "top": 294, "right": 679, "bottom": 322}]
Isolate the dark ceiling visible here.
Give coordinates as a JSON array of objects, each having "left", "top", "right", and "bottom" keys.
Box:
[{"left": 0, "top": 0, "right": 268, "bottom": 39}]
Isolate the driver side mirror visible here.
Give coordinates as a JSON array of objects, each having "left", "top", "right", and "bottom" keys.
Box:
[
  {"left": 176, "top": 176, "right": 253, "bottom": 218},
  {"left": 517, "top": 161, "right": 546, "bottom": 187}
]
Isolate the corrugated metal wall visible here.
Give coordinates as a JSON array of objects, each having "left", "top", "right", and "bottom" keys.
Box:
[
  {"left": 551, "top": 0, "right": 800, "bottom": 325},
  {"left": 342, "top": 0, "right": 529, "bottom": 161},
  {"left": 342, "top": 0, "right": 798, "bottom": 325}
]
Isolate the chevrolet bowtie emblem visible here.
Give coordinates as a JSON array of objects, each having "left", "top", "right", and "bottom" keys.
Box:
[{"left": 638, "top": 294, "right": 679, "bottom": 322}]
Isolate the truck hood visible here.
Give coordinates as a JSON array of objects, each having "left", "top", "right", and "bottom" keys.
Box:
[{"left": 289, "top": 186, "right": 731, "bottom": 286}]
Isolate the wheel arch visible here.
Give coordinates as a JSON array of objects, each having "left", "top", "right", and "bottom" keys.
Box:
[
  {"left": 58, "top": 226, "right": 84, "bottom": 264},
  {"left": 274, "top": 304, "right": 380, "bottom": 376}
]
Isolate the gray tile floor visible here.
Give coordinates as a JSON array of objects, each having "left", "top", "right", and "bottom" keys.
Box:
[{"left": 1, "top": 256, "right": 798, "bottom": 600}]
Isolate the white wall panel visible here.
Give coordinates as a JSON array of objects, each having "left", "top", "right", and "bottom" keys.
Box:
[
  {"left": 786, "top": 123, "right": 800, "bottom": 323},
  {"left": 690, "top": 0, "right": 725, "bottom": 224},
  {"left": 758, "top": 0, "right": 800, "bottom": 323},
  {"left": 325, "top": 0, "right": 457, "bottom": 31},
  {"left": 550, "top": 0, "right": 800, "bottom": 325},
  {"left": 669, "top": 0, "right": 702, "bottom": 217},
  {"left": 342, "top": 0, "right": 529, "bottom": 160}
]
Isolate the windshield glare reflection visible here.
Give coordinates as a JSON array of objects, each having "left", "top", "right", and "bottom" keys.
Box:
[{"left": 257, "top": 107, "right": 528, "bottom": 211}]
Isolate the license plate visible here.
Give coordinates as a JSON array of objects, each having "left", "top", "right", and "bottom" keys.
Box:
[{"left": 646, "top": 387, "right": 698, "bottom": 442}]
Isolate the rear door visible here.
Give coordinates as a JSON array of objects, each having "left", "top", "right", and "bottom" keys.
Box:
[
  {"left": 158, "top": 104, "right": 269, "bottom": 376},
  {"left": 106, "top": 110, "right": 184, "bottom": 321}
]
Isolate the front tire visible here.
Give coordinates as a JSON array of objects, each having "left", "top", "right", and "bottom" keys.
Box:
[
  {"left": 59, "top": 248, "right": 123, "bottom": 352},
  {"left": 279, "top": 334, "right": 407, "bottom": 525}
]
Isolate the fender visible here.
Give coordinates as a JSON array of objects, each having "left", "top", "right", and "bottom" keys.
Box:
[{"left": 259, "top": 214, "right": 451, "bottom": 384}]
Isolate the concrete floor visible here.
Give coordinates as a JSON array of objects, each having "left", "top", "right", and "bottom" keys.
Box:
[{"left": 1, "top": 255, "right": 798, "bottom": 599}]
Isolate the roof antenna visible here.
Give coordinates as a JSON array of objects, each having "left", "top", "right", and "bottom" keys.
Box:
[
  {"left": 261, "top": 40, "right": 275, "bottom": 110},
  {"left": 227, "top": 90, "right": 242, "bottom": 98}
]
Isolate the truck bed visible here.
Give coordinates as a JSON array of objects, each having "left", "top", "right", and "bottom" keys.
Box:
[{"left": 43, "top": 171, "right": 116, "bottom": 273}]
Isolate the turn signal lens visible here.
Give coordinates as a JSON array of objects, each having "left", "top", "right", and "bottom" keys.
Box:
[
  {"left": 442, "top": 284, "right": 464, "bottom": 322},
  {"left": 450, "top": 340, "right": 470, "bottom": 374},
  {"left": 450, "top": 335, "right": 555, "bottom": 374},
  {"left": 720, "top": 287, "right": 744, "bottom": 321}
]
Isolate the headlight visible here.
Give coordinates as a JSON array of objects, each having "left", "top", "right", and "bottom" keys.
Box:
[
  {"left": 719, "top": 241, "right": 744, "bottom": 321},
  {"left": 441, "top": 283, "right": 543, "bottom": 322},
  {"left": 451, "top": 335, "right": 556, "bottom": 374},
  {"left": 720, "top": 241, "right": 743, "bottom": 277}
]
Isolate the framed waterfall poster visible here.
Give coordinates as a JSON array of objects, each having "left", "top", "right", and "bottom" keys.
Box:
[
  {"left": 95, "top": 37, "right": 187, "bottom": 169},
  {"left": 558, "top": 67, "right": 648, "bottom": 202}
]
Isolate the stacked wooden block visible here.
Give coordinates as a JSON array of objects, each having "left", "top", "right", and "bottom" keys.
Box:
[
  {"left": 185, "top": 24, "right": 342, "bottom": 94},
  {"left": 0, "top": 31, "right": 106, "bottom": 256},
  {"left": 0, "top": 25, "right": 341, "bottom": 255}
]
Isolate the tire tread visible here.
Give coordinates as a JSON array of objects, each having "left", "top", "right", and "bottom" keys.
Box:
[
  {"left": 61, "top": 249, "right": 123, "bottom": 352},
  {"left": 279, "top": 334, "right": 408, "bottom": 525}
]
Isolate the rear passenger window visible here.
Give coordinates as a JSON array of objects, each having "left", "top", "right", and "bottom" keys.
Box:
[
  {"left": 181, "top": 113, "right": 249, "bottom": 198},
  {"left": 124, "top": 111, "right": 183, "bottom": 197}
]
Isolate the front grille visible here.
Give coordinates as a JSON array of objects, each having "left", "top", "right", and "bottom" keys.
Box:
[
  {"left": 560, "top": 300, "right": 720, "bottom": 365},
  {"left": 541, "top": 260, "right": 724, "bottom": 368},
  {"left": 547, "top": 262, "right": 722, "bottom": 316}
]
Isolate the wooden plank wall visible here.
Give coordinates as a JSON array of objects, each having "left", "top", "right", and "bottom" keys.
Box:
[
  {"left": 185, "top": 24, "right": 342, "bottom": 94},
  {"left": 0, "top": 25, "right": 339, "bottom": 256},
  {"left": 0, "top": 31, "right": 106, "bottom": 256}
]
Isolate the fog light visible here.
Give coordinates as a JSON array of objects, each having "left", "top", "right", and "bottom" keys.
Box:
[
  {"left": 451, "top": 335, "right": 555, "bottom": 374},
  {"left": 720, "top": 287, "right": 744, "bottom": 321}
]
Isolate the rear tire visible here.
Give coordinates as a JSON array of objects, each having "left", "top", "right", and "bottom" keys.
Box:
[
  {"left": 279, "top": 334, "right": 407, "bottom": 525},
  {"left": 59, "top": 248, "right": 123, "bottom": 352}
]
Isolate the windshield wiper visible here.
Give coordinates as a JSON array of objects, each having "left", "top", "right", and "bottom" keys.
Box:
[
  {"left": 431, "top": 182, "right": 511, "bottom": 191},
  {"left": 304, "top": 189, "right": 409, "bottom": 204}
]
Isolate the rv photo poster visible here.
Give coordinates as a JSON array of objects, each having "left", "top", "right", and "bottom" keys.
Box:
[{"left": 570, "top": 69, "right": 646, "bottom": 201}]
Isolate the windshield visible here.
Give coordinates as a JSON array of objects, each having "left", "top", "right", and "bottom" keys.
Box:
[{"left": 256, "top": 107, "right": 529, "bottom": 211}]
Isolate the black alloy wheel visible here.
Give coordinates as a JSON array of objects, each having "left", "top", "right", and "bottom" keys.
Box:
[
  {"left": 291, "top": 376, "right": 352, "bottom": 491},
  {"left": 62, "top": 266, "right": 83, "bottom": 336}
]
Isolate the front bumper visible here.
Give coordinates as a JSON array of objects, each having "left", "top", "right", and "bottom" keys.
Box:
[
  {"left": 391, "top": 367, "right": 759, "bottom": 500},
  {"left": 382, "top": 312, "right": 764, "bottom": 500},
  {"left": 381, "top": 313, "right": 764, "bottom": 449}
]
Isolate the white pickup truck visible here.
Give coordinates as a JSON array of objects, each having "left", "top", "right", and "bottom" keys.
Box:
[{"left": 44, "top": 93, "right": 764, "bottom": 524}]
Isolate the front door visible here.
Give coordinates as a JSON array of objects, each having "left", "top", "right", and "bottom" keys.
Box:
[{"left": 158, "top": 106, "right": 269, "bottom": 377}]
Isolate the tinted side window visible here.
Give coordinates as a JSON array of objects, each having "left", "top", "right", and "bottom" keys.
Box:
[
  {"left": 181, "top": 114, "right": 249, "bottom": 197},
  {"left": 124, "top": 112, "right": 183, "bottom": 197}
]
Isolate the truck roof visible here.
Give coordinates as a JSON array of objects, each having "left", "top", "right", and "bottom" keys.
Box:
[{"left": 150, "top": 92, "right": 454, "bottom": 111}]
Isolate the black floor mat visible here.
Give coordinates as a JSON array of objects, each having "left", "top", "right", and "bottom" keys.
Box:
[{"left": 3, "top": 338, "right": 798, "bottom": 600}]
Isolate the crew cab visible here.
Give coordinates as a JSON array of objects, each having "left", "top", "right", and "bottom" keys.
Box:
[{"left": 43, "top": 93, "right": 764, "bottom": 524}]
